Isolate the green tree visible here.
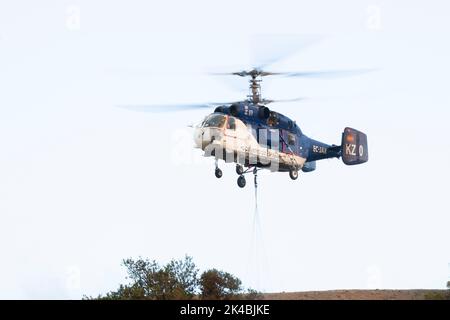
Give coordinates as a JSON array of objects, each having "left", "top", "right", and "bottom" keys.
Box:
[
  {"left": 87, "top": 256, "right": 258, "bottom": 300},
  {"left": 200, "top": 269, "right": 242, "bottom": 300},
  {"left": 93, "top": 256, "right": 198, "bottom": 300},
  {"left": 447, "top": 281, "right": 450, "bottom": 299}
]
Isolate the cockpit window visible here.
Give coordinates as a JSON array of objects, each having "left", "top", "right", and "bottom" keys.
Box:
[
  {"left": 227, "top": 117, "right": 236, "bottom": 130},
  {"left": 203, "top": 114, "right": 226, "bottom": 128}
]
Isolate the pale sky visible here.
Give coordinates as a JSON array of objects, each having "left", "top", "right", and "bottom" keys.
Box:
[{"left": 0, "top": 0, "right": 449, "bottom": 299}]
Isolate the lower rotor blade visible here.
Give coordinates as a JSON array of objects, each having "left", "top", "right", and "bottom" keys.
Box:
[
  {"left": 117, "top": 101, "right": 242, "bottom": 113},
  {"left": 261, "top": 97, "right": 308, "bottom": 104},
  {"left": 117, "top": 104, "right": 213, "bottom": 113}
]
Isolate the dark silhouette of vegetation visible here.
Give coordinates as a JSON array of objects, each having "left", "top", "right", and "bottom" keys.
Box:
[
  {"left": 86, "top": 256, "right": 259, "bottom": 300},
  {"left": 424, "top": 281, "right": 450, "bottom": 300},
  {"left": 200, "top": 269, "right": 242, "bottom": 299}
]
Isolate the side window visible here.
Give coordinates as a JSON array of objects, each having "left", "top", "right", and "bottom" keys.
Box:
[
  {"left": 288, "top": 132, "right": 296, "bottom": 145},
  {"left": 228, "top": 117, "right": 236, "bottom": 130}
]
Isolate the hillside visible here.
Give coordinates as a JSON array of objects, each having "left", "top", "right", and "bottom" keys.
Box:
[{"left": 263, "top": 289, "right": 448, "bottom": 300}]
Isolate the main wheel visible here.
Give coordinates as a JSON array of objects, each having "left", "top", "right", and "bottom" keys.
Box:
[
  {"left": 215, "top": 168, "right": 223, "bottom": 179},
  {"left": 289, "top": 169, "right": 299, "bottom": 180},
  {"left": 237, "top": 175, "right": 246, "bottom": 188},
  {"left": 236, "top": 164, "right": 244, "bottom": 175}
]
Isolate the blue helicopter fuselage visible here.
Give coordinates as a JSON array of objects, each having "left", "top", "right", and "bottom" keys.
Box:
[{"left": 212, "top": 102, "right": 341, "bottom": 171}]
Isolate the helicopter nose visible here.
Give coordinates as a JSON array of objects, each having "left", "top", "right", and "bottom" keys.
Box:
[
  {"left": 193, "top": 127, "right": 204, "bottom": 148},
  {"left": 193, "top": 127, "right": 222, "bottom": 150}
]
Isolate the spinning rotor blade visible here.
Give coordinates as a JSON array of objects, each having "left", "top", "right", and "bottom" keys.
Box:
[
  {"left": 209, "top": 71, "right": 246, "bottom": 77},
  {"left": 118, "top": 104, "right": 212, "bottom": 113},
  {"left": 210, "top": 70, "right": 283, "bottom": 78},
  {"left": 261, "top": 97, "right": 308, "bottom": 104},
  {"left": 250, "top": 34, "right": 323, "bottom": 70},
  {"left": 117, "top": 101, "right": 241, "bottom": 113},
  {"left": 281, "top": 68, "right": 377, "bottom": 79},
  {"left": 212, "top": 68, "right": 376, "bottom": 79},
  {"left": 210, "top": 34, "right": 324, "bottom": 79}
]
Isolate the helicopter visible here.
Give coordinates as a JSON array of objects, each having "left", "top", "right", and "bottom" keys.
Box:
[
  {"left": 188, "top": 68, "right": 369, "bottom": 188},
  {"left": 120, "top": 48, "right": 370, "bottom": 188}
]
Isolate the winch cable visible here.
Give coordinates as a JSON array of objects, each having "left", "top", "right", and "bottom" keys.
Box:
[{"left": 246, "top": 168, "right": 271, "bottom": 292}]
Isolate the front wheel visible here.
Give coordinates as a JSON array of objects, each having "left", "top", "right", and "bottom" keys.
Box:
[
  {"left": 289, "top": 169, "right": 299, "bottom": 180},
  {"left": 237, "top": 175, "right": 246, "bottom": 188},
  {"left": 215, "top": 168, "right": 223, "bottom": 179}
]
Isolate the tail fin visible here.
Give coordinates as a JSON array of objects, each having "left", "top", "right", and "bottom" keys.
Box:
[{"left": 341, "top": 127, "right": 368, "bottom": 165}]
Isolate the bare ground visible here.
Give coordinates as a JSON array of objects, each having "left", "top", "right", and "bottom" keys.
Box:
[{"left": 262, "top": 289, "right": 448, "bottom": 300}]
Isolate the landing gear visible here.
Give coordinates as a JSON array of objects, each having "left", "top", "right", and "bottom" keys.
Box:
[
  {"left": 236, "top": 164, "right": 245, "bottom": 188},
  {"left": 214, "top": 159, "right": 222, "bottom": 178},
  {"left": 237, "top": 167, "right": 259, "bottom": 188},
  {"left": 289, "top": 168, "right": 299, "bottom": 180},
  {"left": 215, "top": 168, "right": 223, "bottom": 179},
  {"left": 237, "top": 175, "right": 246, "bottom": 188}
]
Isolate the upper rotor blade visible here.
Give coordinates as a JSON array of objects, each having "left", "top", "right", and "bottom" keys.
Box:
[
  {"left": 250, "top": 34, "right": 323, "bottom": 70},
  {"left": 209, "top": 72, "right": 243, "bottom": 76},
  {"left": 209, "top": 35, "right": 324, "bottom": 78},
  {"left": 209, "top": 68, "right": 376, "bottom": 80},
  {"left": 210, "top": 70, "right": 284, "bottom": 78},
  {"left": 283, "top": 68, "right": 377, "bottom": 79}
]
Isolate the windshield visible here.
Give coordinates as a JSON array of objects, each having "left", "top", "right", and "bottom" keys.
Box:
[{"left": 203, "top": 114, "right": 226, "bottom": 128}]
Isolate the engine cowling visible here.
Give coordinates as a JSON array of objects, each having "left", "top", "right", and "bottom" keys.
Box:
[
  {"left": 214, "top": 106, "right": 224, "bottom": 113},
  {"left": 214, "top": 103, "right": 271, "bottom": 121},
  {"left": 229, "top": 104, "right": 239, "bottom": 116},
  {"left": 258, "top": 106, "right": 270, "bottom": 119}
]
